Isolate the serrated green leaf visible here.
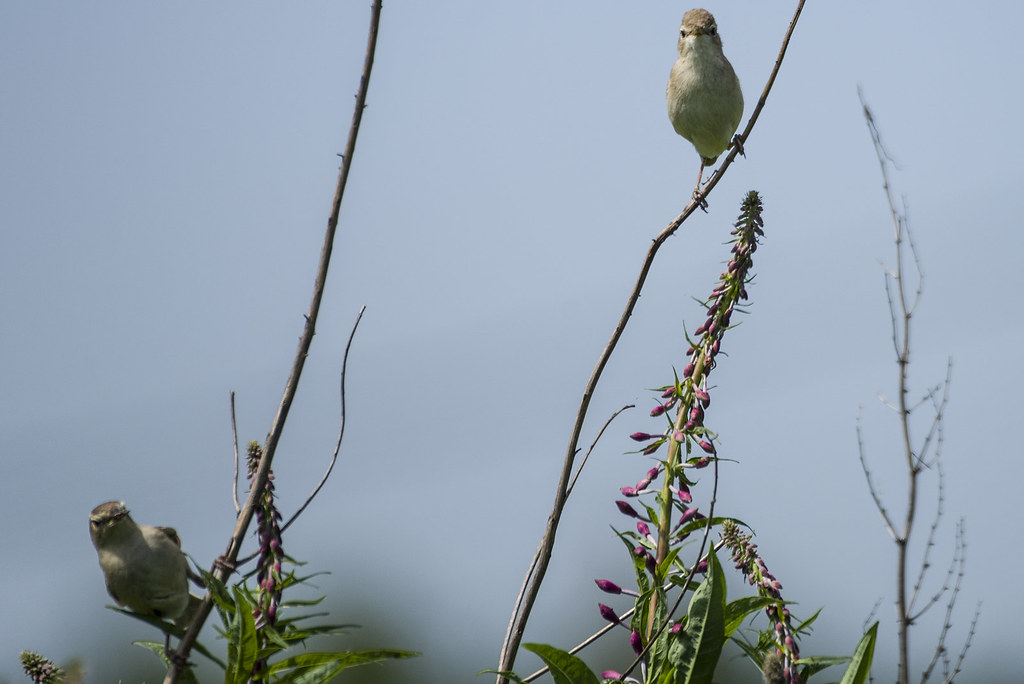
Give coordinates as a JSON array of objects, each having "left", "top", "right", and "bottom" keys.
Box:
[
  {"left": 837, "top": 622, "right": 877, "bottom": 684},
  {"left": 522, "top": 643, "right": 601, "bottom": 684},
  {"left": 132, "top": 641, "right": 199, "bottom": 682},
  {"left": 722, "top": 596, "right": 779, "bottom": 637},
  {"left": 226, "top": 585, "right": 259, "bottom": 684},
  {"left": 280, "top": 596, "right": 329, "bottom": 608},
  {"left": 665, "top": 547, "right": 726, "bottom": 684},
  {"left": 792, "top": 607, "right": 822, "bottom": 636},
  {"left": 132, "top": 640, "right": 169, "bottom": 660},
  {"left": 797, "top": 654, "right": 851, "bottom": 680},
  {"left": 268, "top": 650, "right": 418, "bottom": 683},
  {"left": 729, "top": 634, "right": 761, "bottom": 664},
  {"left": 109, "top": 606, "right": 179, "bottom": 636}
]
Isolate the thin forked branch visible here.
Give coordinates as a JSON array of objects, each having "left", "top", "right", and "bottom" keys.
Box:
[
  {"left": 280, "top": 306, "right": 366, "bottom": 536},
  {"left": 163, "top": 3, "right": 383, "bottom": 681}
]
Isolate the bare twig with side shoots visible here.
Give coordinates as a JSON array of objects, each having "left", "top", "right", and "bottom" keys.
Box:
[
  {"left": 857, "top": 89, "right": 976, "bottom": 684},
  {"left": 162, "top": 4, "right": 383, "bottom": 681},
  {"left": 495, "top": 5, "right": 806, "bottom": 679}
]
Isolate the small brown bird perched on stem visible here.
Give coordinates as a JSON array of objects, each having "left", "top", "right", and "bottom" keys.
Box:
[
  {"left": 89, "top": 501, "right": 201, "bottom": 625},
  {"left": 667, "top": 8, "right": 743, "bottom": 198}
]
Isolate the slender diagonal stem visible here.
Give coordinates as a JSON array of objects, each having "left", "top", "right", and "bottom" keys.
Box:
[
  {"left": 162, "top": 3, "right": 383, "bottom": 681},
  {"left": 495, "top": 3, "right": 805, "bottom": 680}
]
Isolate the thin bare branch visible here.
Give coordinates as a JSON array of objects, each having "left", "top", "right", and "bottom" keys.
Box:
[
  {"left": 163, "top": 3, "right": 383, "bottom": 680},
  {"left": 495, "top": 4, "right": 807, "bottom": 678},
  {"left": 230, "top": 391, "right": 241, "bottom": 514},
  {"left": 918, "top": 362, "right": 952, "bottom": 469},
  {"left": 920, "top": 522, "right": 967, "bottom": 683},
  {"left": 860, "top": 90, "right": 974, "bottom": 684},
  {"left": 566, "top": 404, "right": 634, "bottom": 498},
  {"left": 280, "top": 305, "right": 365, "bottom": 535},
  {"left": 907, "top": 464, "right": 945, "bottom": 618},
  {"left": 944, "top": 602, "right": 980, "bottom": 684},
  {"left": 857, "top": 408, "right": 898, "bottom": 538}
]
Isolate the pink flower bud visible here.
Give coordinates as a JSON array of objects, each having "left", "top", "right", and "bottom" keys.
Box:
[
  {"left": 616, "top": 501, "right": 640, "bottom": 518},
  {"left": 598, "top": 603, "right": 620, "bottom": 624},
  {"left": 630, "top": 630, "right": 643, "bottom": 655}
]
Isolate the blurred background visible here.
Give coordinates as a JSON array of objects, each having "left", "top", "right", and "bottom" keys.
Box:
[{"left": 2, "top": 1, "right": 1021, "bottom": 682}]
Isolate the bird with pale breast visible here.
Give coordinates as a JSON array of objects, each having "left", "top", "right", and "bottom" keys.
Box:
[
  {"left": 667, "top": 8, "right": 743, "bottom": 196},
  {"left": 89, "top": 501, "right": 201, "bottom": 624}
]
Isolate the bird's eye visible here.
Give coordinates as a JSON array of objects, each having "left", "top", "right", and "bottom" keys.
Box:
[
  {"left": 709, "top": 27, "right": 717, "bottom": 36},
  {"left": 680, "top": 29, "right": 687, "bottom": 37}
]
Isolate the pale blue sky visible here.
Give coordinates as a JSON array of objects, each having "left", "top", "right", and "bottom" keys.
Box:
[{"left": 2, "top": 2, "right": 1022, "bottom": 682}]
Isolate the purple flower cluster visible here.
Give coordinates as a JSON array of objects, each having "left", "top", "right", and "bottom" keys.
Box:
[
  {"left": 597, "top": 193, "right": 765, "bottom": 663},
  {"left": 246, "top": 440, "right": 285, "bottom": 679},
  {"left": 628, "top": 192, "right": 763, "bottom": 476},
  {"left": 721, "top": 520, "right": 801, "bottom": 684}
]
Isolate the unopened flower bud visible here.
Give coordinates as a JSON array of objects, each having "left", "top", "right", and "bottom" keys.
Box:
[
  {"left": 598, "top": 603, "right": 620, "bottom": 624},
  {"left": 595, "top": 579, "right": 622, "bottom": 594},
  {"left": 616, "top": 501, "right": 640, "bottom": 518}
]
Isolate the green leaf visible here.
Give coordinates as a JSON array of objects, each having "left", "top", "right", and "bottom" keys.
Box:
[
  {"left": 522, "top": 644, "right": 601, "bottom": 684},
  {"left": 268, "top": 650, "right": 418, "bottom": 683},
  {"left": 722, "top": 596, "right": 779, "bottom": 637},
  {"left": 837, "top": 622, "right": 877, "bottom": 684},
  {"left": 131, "top": 642, "right": 199, "bottom": 682},
  {"left": 664, "top": 546, "right": 726, "bottom": 684},
  {"left": 225, "top": 585, "right": 259, "bottom": 684},
  {"left": 797, "top": 654, "right": 851, "bottom": 680},
  {"left": 792, "top": 607, "right": 822, "bottom": 636}
]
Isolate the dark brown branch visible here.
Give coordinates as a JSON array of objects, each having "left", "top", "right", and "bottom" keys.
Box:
[
  {"left": 495, "top": 3, "right": 806, "bottom": 679},
  {"left": 162, "top": 3, "right": 383, "bottom": 681}
]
